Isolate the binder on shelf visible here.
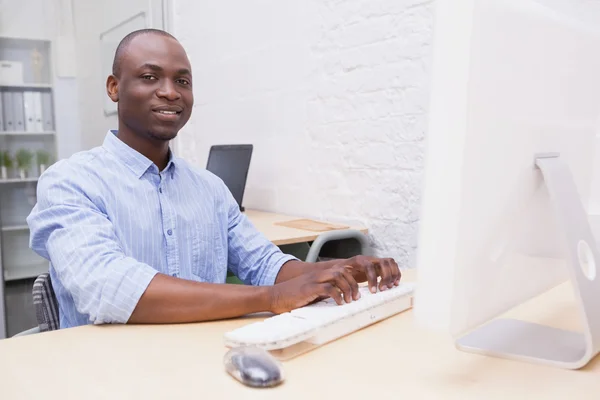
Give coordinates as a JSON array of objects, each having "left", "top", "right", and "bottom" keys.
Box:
[
  {"left": 32, "top": 91, "right": 43, "bottom": 132},
  {"left": 2, "top": 91, "right": 14, "bottom": 131},
  {"left": 12, "top": 91, "right": 25, "bottom": 132},
  {"left": 23, "top": 91, "right": 35, "bottom": 133},
  {"left": 41, "top": 92, "right": 54, "bottom": 131}
]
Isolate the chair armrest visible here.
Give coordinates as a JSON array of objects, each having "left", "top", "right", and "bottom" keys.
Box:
[
  {"left": 305, "top": 229, "right": 371, "bottom": 263},
  {"left": 12, "top": 326, "right": 41, "bottom": 337}
]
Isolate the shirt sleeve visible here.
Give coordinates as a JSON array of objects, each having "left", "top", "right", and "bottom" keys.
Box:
[
  {"left": 222, "top": 185, "right": 298, "bottom": 286},
  {"left": 26, "top": 163, "right": 158, "bottom": 325}
]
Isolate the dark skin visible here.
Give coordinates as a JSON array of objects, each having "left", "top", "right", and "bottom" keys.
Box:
[
  {"left": 107, "top": 34, "right": 193, "bottom": 170},
  {"left": 106, "top": 33, "right": 402, "bottom": 324}
]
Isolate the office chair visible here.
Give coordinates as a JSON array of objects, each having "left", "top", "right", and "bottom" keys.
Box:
[
  {"left": 32, "top": 273, "right": 59, "bottom": 332},
  {"left": 12, "top": 273, "right": 59, "bottom": 337}
]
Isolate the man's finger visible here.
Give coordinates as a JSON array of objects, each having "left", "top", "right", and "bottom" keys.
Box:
[
  {"left": 323, "top": 266, "right": 359, "bottom": 303},
  {"left": 341, "top": 265, "right": 360, "bottom": 301},
  {"left": 383, "top": 259, "right": 397, "bottom": 289},
  {"left": 321, "top": 283, "right": 343, "bottom": 305},
  {"left": 377, "top": 260, "right": 393, "bottom": 291},
  {"left": 364, "top": 261, "right": 379, "bottom": 293},
  {"left": 386, "top": 259, "right": 397, "bottom": 288},
  {"left": 331, "top": 267, "right": 353, "bottom": 303},
  {"left": 390, "top": 259, "right": 401, "bottom": 286}
]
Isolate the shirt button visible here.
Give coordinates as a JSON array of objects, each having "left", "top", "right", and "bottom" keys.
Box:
[
  {"left": 159, "top": 187, "right": 163, "bottom": 193},
  {"left": 167, "top": 229, "right": 173, "bottom": 236}
]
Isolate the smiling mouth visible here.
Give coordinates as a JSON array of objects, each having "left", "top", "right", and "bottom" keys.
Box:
[
  {"left": 152, "top": 109, "right": 183, "bottom": 123},
  {"left": 154, "top": 110, "right": 181, "bottom": 115}
]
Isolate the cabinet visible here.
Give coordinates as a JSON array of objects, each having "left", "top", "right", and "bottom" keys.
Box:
[{"left": 0, "top": 36, "right": 57, "bottom": 338}]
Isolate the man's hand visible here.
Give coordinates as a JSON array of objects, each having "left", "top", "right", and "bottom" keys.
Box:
[
  {"left": 268, "top": 255, "right": 401, "bottom": 314},
  {"left": 342, "top": 255, "right": 401, "bottom": 293},
  {"left": 268, "top": 265, "right": 361, "bottom": 314}
]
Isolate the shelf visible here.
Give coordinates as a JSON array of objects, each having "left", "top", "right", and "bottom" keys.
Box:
[
  {"left": 0, "top": 35, "right": 51, "bottom": 44},
  {"left": 0, "top": 83, "right": 53, "bottom": 90},
  {"left": 1, "top": 225, "right": 28, "bottom": 232},
  {"left": 4, "top": 262, "right": 48, "bottom": 282},
  {"left": 0, "top": 178, "right": 38, "bottom": 184},
  {"left": 0, "top": 131, "right": 55, "bottom": 136},
  {"left": 1, "top": 31, "right": 56, "bottom": 337}
]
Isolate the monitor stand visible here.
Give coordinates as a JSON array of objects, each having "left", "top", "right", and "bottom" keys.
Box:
[{"left": 455, "top": 153, "right": 600, "bottom": 369}]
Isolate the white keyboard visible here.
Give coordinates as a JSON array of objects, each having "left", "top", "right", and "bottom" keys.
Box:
[{"left": 224, "top": 282, "right": 415, "bottom": 357}]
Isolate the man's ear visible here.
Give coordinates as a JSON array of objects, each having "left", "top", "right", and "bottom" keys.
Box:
[{"left": 106, "top": 75, "right": 119, "bottom": 103}]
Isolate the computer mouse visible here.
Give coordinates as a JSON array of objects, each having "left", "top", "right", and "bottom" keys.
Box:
[{"left": 224, "top": 346, "right": 284, "bottom": 388}]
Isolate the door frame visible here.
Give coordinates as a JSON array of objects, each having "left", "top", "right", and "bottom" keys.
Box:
[{"left": 159, "top": 0, "right": 182, "bottom": 156}]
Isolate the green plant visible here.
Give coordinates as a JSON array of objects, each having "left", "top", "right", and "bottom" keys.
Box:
[
  {"left": 0, "top": 151, "right": 12, "bottom": 168},
  {"left": 36, "top": 150, "right": 51, "bottom": 166},
  {"left": 15, "top": 149, "right": 33, "bottom": 170}
]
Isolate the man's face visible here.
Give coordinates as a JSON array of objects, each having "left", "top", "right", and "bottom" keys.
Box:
[{"left": 110, "top": 34, "right": 193, "bottom": 142}]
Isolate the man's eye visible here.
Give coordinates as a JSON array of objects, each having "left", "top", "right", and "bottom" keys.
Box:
[
  {"left": 177, "top": 79, "right": 190, "bottom": 85},
  {"left": 142, "top": 75, "right": 157, "bottom": 80}
]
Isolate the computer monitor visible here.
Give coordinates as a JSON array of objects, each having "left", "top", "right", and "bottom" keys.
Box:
[
  {"left": 414, "top": 0, "right": 600, "bottom": 369},
  {"left": 206, "top": 144, "right": 253, "bottom": 212}
]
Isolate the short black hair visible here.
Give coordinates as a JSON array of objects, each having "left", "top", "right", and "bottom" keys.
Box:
[{"left": 112, "top": 28, "right": 177, "bottom": 77}]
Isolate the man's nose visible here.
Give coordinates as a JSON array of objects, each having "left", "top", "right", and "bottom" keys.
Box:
[{"left": 156, "top": 80, "right": 181, "bottom": 101}]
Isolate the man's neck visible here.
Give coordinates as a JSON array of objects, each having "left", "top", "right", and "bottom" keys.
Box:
[{"left": 116, "top": 126, "right": 170, "bottom": 171}]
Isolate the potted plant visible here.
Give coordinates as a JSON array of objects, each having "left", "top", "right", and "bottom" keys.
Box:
[
  {"left": 36, "top": 150, "right": 51, "bottom": 175},
  {"left": 15, "top": 149, "right": 33, "bottom": 179},
  {"left": 0, "top": 151, "right": 12, "bottom": 179}
]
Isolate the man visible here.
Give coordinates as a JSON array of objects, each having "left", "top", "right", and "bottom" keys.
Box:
[{"left": 27, "top": 29, "right": 401, "bottom": 329}]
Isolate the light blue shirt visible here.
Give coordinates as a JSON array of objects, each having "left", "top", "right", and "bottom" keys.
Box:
[{"left": 26, "top": 130, "right": 296, "bottom": 329}]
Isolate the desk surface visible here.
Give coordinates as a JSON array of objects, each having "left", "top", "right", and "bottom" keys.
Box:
[
  {"left": 1, "top": 271, "right": 599, "bottom": 399},
  {"left": 244, "top": 209, "right": 368, "bottom": 246}
]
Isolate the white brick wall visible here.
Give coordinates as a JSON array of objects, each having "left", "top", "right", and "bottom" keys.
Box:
[{"left": 172, "top": 0, "right": 600, "bottom": 267}]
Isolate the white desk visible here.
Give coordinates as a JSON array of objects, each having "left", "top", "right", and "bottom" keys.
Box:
[
  {"left": 244, "top": 209, "right": 368, "bottom": 246},
  {"left": 1, "top": 271, "right": 599, "bottom": 399}
]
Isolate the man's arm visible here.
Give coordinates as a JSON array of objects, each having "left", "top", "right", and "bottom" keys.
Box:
[
  {"left": 27, "top": 166, "right": 157, "bottom": 324},
  {"left": 129, "top": 274, "right": 272, "bottom": 323},
  {"left": 274, "top": 259, "right": 340, "bottom": 283},
  {"left": 222, "top": 193, "right": 298, "bottom": 287},
  {"left": 27, "top": 166, "right": 276, "bottom": 324}
]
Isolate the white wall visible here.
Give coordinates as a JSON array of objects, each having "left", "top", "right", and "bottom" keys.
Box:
[
  {"left": 173, "top": 0, "right": 432, "bottom": 266},
  {"left": 69, "top": 0, "right": 166, "bottom": 150},
  {"left": 70, "top": 0, "right": 112, "bottom": 151},
  {"left": 0, "top": 0, "right": 56, "bottom": 40},
  {"left": 172, "top": 0, "right": 600, "bottom": 265}
]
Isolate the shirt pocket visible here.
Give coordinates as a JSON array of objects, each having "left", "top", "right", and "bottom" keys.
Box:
[{"left": 191, "top": 220, "right": 226, "bottom": 282}]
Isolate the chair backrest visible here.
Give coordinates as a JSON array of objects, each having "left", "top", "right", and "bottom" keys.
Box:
[
  {"left": 205, "top": 144, "right": 253, "bottom": 212},
  {"left": 32, "top": 273, "right": 59, "bottom": 332}
]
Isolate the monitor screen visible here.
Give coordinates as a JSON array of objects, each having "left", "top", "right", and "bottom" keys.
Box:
[
  {"left": 415, "top": 0, "right": 600, "bottom": 341},
  {"left": 206, "top": 144, "right": 253, "bottom": 211}
]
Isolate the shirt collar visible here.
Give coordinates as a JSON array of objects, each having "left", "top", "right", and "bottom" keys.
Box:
[{"left": 102, "top": 130, "right": 176, "bottom": 179}]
